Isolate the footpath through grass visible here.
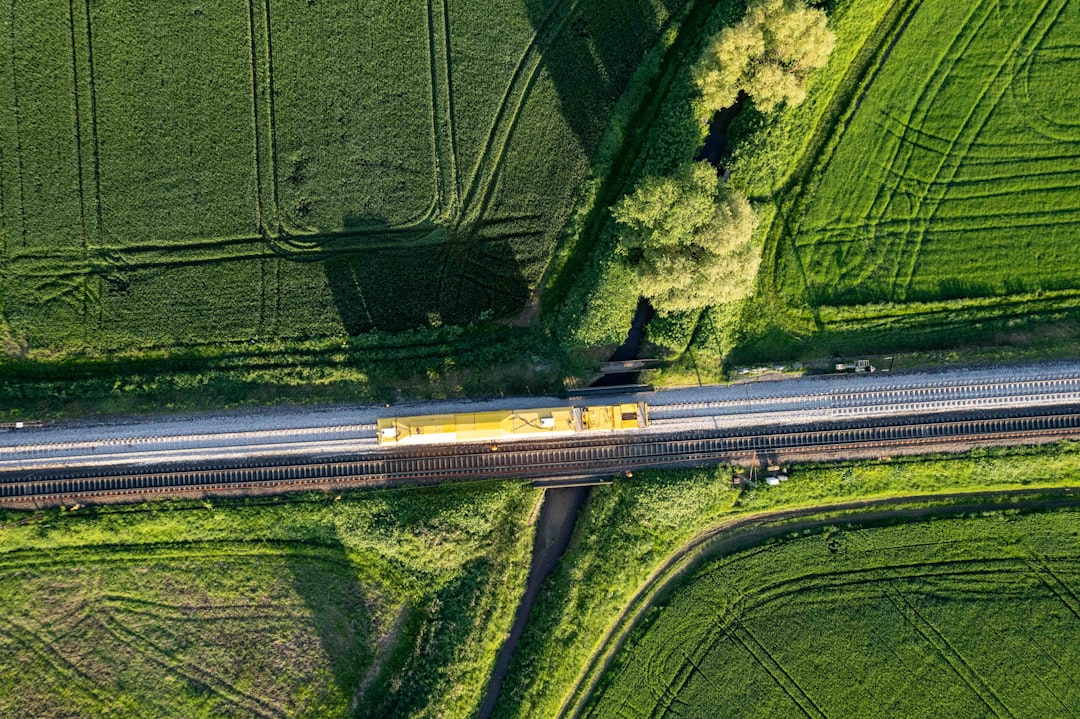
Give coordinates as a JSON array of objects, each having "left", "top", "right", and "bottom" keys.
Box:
[
  {"left": 493, "top": 441, "right": 1080, "bottom": 719},
  {"left": 586, "top": 506, "right": 1080, "bottom": 717},
  {"left": 0, "top": 482, "right": 537, "bottom": 719}
]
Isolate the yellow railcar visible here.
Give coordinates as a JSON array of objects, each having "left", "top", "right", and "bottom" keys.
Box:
[{"left": 377, "top": 402, "right": 648, "bottom": 446}]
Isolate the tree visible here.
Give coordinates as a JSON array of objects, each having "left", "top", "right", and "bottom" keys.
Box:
[
  {"left": 693, "top": 0, "right": 835, "bottom": 115},
  {"left": 613, "top": 162, "right": 759, "bottom": 313}
]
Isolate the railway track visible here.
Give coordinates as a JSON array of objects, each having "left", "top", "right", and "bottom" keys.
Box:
[
  {"left": 651, "top": 376, "right": 1080, "bottom": 418},
  {"left": 5, "top": 411, "right": 1080, "bottom": 507}
]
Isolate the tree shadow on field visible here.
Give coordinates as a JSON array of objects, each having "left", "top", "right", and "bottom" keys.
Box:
[
  {"left": 524, "top": 0, "right": 687, "bottom": 156},
  {"left": 319, "top": 0, "right": 692, "bottom": 335},
  {"left": 282, "top": 534, "right": 375, "bottom": 715},
  {"left": 322, "top": 221, "right": 530, "bottom": 334}
]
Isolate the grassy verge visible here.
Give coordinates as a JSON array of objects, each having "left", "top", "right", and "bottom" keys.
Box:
[
  {"left": 494, "top": 440, "right": 1080, "bottom": 719},
  {"left": 0, "top": 481, "right": 538, "bottom": 719},
  {"left": 0, "top": 324, "right": 586, "bottom": 421}
]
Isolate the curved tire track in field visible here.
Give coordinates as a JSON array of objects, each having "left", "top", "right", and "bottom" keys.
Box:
[
  {"left": 760, "top": 0, "right": 920, "bottom": 299},
  {"left": 98, "top": 611, "right": 287, "bottom": 719},
  {"left": 558, "top": 487, "right": 1080, "bottom": 719},
  {"left": 891, "top": 0, "right": 1067, "bottom": 298},
  {"left": 833, "top": 0, "right": 995, "bottom": 293},
  {"left": 454, "top": 0, "right": 583, "bottom": 229}
]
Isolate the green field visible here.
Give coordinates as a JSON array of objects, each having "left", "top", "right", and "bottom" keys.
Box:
[
  {"left": 0, "top": 483, "right": 536, "bottom": 719},
  {"left": 495, "top": 442, "right": 1080, "bottom": 719},
  {"left": 585, "top": 507, "right": 1080, "bottom": 718},
  {"left": 783, "top": 0, "right": 1080, "bottom": 306},
  {"left": 0, "top": 0, "right": 687, "bottom": 351},
  {"left": 638, "top": 0, "right": 1080, "bottom": 369}
]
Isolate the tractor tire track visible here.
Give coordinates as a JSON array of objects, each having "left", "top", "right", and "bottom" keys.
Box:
[
  {"left": 456, "top": 0, "right": 582, "bottom": 227},
  {"left": 245, "top": 0, "right": 267, "bottom": 234},
  {"left": 1028, "top": 555, "right": 1080, "bottom": 622},
  {"left": 427, "top": 0, "right": 459, "bottom": 218},
  {"left": 730, "top": 621, "right": 827, "bottom": 719},
  {"left": 6, "top": 0, "right": 26, "bottom": 248},
  {"left": 892, "top": 0, "right": 1066, "bottom": 296},
  {"left": 884, "top": 586, "right": 1016, "bottom": 718},
  {"left": 64, "top": 0, "right": 91, "bottom": 328},
  {"left": 560, "top": 490, "right": 1080, "bottom": 719},
  {"left": 99, "top": 611, "right": 286, "bottom": 719},
  {"left": 0, "top": 615, "right": 118, "bottom": 714},
  {"left": 842, "top": 0, "right": 995, "bottom": 292},
  {"left": 260, "top": 0, "right": 282, "bottom": 233},
  {"left": 80, "top": 0, "right": 103, "bottom": 246}
]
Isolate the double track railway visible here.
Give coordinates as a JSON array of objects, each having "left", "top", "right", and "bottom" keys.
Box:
[{"left": 4, "top": 410, "right": 1080, "bottom": 507}]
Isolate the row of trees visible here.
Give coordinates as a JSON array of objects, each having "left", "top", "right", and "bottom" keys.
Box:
[{"left": 612, "top": 0, "right": 834, "bottom": 316}]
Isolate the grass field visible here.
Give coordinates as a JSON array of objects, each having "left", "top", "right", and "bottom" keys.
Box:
[
  {"left": 649, "top": 0, "right": 1080, "bottom": 370},
  {"left": 782, "top": 0, "right": 1080, "bottom": 307},
  {"left": 0, "top": 0, "right": 688, "bottom": 352},
  {"left": 0, "top": 482, "right": 537, "bottom": 719},
  {"left": 495, "top": 441, "right": 1080, "bottom": 719},
  {"left": 585, "top": 507, "right": 1080, "bottom": 718}
]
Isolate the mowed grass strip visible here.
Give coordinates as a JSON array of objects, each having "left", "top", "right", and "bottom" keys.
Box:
[
  {"left": 784, "top": 0, "right": 1080, "bottom": 305},
  {"left": 585, "top": 508, "right": 1080, "bottom": 718},
  {"left": 0, "top": 483, "right": 536, "bottom": 719}
]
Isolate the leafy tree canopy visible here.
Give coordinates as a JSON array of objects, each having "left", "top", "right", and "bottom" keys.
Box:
[
  {"left": 613, "top": 162, "right": 759, "bottom": 313},
  {"left": 693, "top": 0, "right": 835, "bottom": 114}
]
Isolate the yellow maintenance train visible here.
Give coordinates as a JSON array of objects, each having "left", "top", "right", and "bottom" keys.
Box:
[{"left": 377, "top": 402, "right": 649, "bottom": 446}]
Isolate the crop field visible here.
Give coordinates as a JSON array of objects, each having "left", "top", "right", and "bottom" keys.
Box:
[
  {"left": 0, "top": 0, "right": 687, "bottom": 351},
  {"left": 776, "top": 0, "right": 1080, "bottom": 307},
  {"left": 586, "top": 508, "right": 1080, "bottom": 718},
  {"left": 0, "top": 483, "right": 536, "bottom": 719}
]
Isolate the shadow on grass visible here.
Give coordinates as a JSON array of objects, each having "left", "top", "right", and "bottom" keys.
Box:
[
  {"left": 322, "top": 226, "right": 530, "bottom": 335},
  {"left": 283, "top": 539, "right": 375, "bottom": 715},
  {"left": 524, "top": 0, "right": 686, "bottom": 155}
]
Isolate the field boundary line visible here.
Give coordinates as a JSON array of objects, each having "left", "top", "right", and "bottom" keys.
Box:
[
  {"left": 883, "top": 586, "right": 1015, "bottom": 718},
  {"left": 557, "top": 488, "right": 1080, "bottom": 719}
]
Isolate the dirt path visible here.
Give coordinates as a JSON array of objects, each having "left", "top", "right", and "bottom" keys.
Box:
[
  {"left": 557, "top": 486, "right": 1080, "bottom": 719},
  {"left": 476, "top": 485, "right": 591, "bottom": 719}
]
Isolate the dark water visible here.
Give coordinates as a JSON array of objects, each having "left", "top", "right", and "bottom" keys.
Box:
[{"left": 476, "top": 485, "right": 590, "bottom": 719}]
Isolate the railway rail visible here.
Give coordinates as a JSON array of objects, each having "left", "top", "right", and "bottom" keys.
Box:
[
  {"left": 5, "top": 411, "right": 1080, "bottom": 507},
  {"left": 650, "top": 376, "right": 1080, "bottom": 417}
]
